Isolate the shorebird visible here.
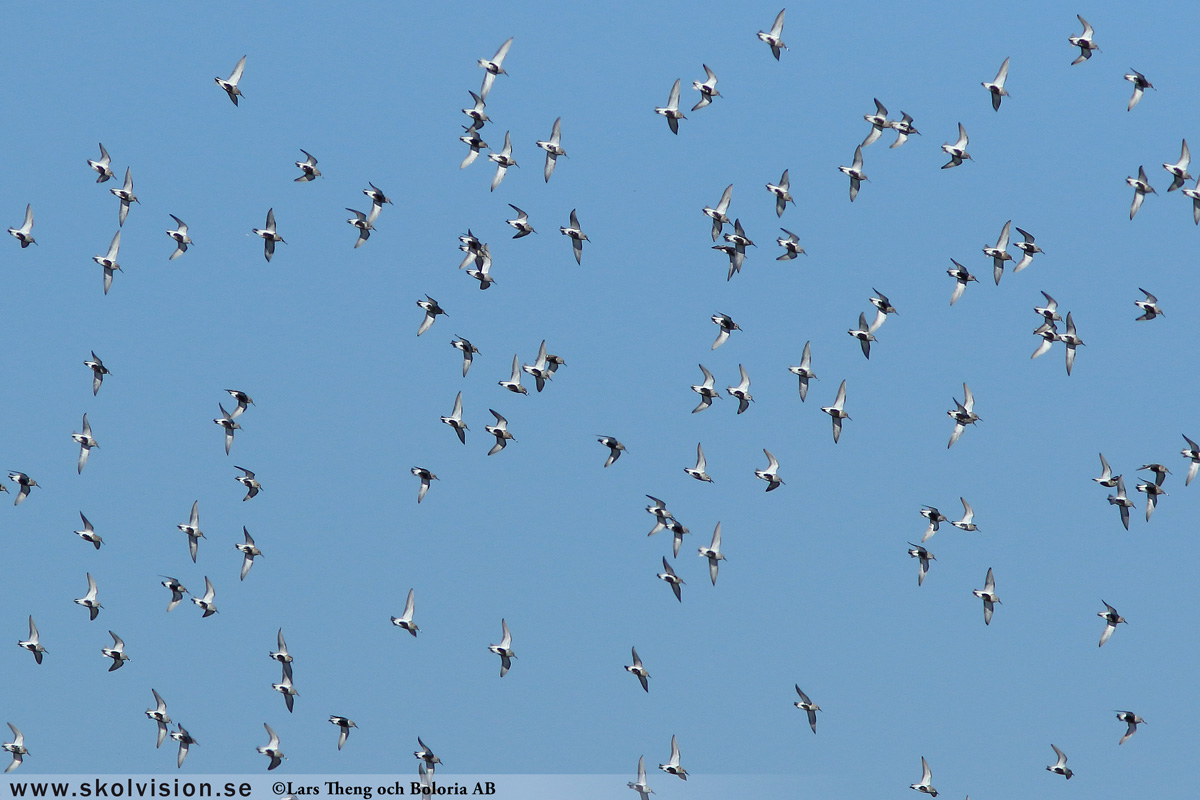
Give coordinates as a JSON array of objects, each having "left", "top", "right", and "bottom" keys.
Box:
[
  {"left": 506, "top": 204, "right": 535, "bottom": 238},
  {"left": 1031, "top": 320, "right": 1058, "bottom": 359},
  {"left": 234, "top": 466, "right": 262, "bottom": 501},
  {"left": 88, "top": 142, "right": 115, "bottom": 182},
  {"left": 411, "top": 467, "right": 438, "bottom": 504},
  {"left": 713, "top": 242, "right": 744, "bottom": 280},
  {"left": 665, "top": 516, "right": 690, "bottom": 559},
  {"left": 451, "top": 336, "right": 479, "bottom": 377},
  {"left": 272, "top": 672, "right": 299, "bottom": 713},
  {"left": 691, "top": 64, "right": 720, "bottom": 110},
  {"left": 252, "top": 208, "right": 285, "bottom": 261},
  {"left": 1136, "top": 479, "right": 1166, "bottom": 521},
  {"left": 941, "top": 123, "right": 971, "bottom": 168},
  {"left": 684, "top": 442, "right": 713, "bottom": 483},
  {"left": 488, "top": 131, "right": 518, "bottom": 192},
  {"left": 982, "top": 57, "right": 1011, "bottom": 110},
  {"left": 793, "top": 685, "right": 821, "bottom": 733},
  {"left": 215, "top": 55, "right": 247, "bottom": 105},
  {"left": 17, "top": 616, "right": 46, "bottom": 664},
  {"left": 947, "top": 383, "right": 980, "bottom": 448},
  {"left": 757, "top": 8, "right": 787, "bottom": 59},
  {"left": 983, "top": 220, "right": 1013, "bottom": 284},
  {"left": 698, "top": 522, "right": 727, "bottom": 585},
  {"left": 658, "top": 735, "right": 688, "bottom": 783},
  {"left": 907, "top": 542, "right": 935, "bottom": 586},
  {"left": 1107, "top": 475, "right": 1135, "bottom": 530},
  {"left": 1093, "top": 453, "right": 1119, "bottom": 487},
  {"left": 85, "top": 352, "right": 110, "bottom": 395},
  {"left": 414, "top": 737, "right": 442, "bottom": 773},
  {"left": 522, "top": 339, "right": 555, "bottom": 392},
  {"left": 691, "top": 364, "right": 720, "bottom": 413},
  {"left": 910, "top": 757, "right": 937, "bottom": 796},
  {"left": 111, "top": 167, "right": 139, "bottom": 226},
  {"left": 1046, "top": 744, "right": 1073, "bottom": 779},
  {"left": 1116, "top": 711, "right": 1145, "bottom": 745},
  {"left": 8, "top": 472, "right": 38, "bottom": 506},
  {"left": 839, "top": 145, "right": 868, "bottom": 201},
  {"left": 170, "top": 725, "right": 197, "bottom": 769},
  {"left": 973, "top": 568, "right": 1000, "bottom": 625},
  {"left": 847, "top": 312, "right": 876, "bottom": 359},
  {"left": 1098, "top": 600, "right": 1127, "bottom": 647},
  {"left": 535, "top": 117, "right": 566, "bottom": 182},
  {"left": 869, "top": 289, "right": 897, "bottom": 331},
  {"left": 166, "top": 215, "right": 192, "bottom": 260},
  {"left": 598, "top": 436, "right": 626, "bottom": 467},
  {"left": 329, "top": 716, "right": 357, "bottom": 751},
  {"left": 920, "top": 505, "right": 949, "bottom": 543},
  {"left": 72, "top": 413, "right": 99, "bottom": 474},
  {"left": 1134, "top": 288, "right": 1163, "bottom": 320},
  {"left": 391, "top": 588, "right": 419, "bottom": 636},
  {"left": 727, "top": 364, "right": 753, "bottom": 413},
  {"left": 101, "top": 630, "right": 130, "bottom": 671},
  {"left": 1139, "top": 463, "right": 1171, "bottom": 486},
  {"left": 559, "top": 209, "right": 588, "bottom": 264},
  {"left": 441, "top": 391, "right": 468, "bottom": 444},
  {"left": 191, "top": 577, "right": 217, "bottom": 618},
  {"left": 1181, "top": 434, "right": 1200, "bottom": 485},
  {"left": 364, "top": 182, "right": 392, "bottom": 207},
  {"left": 1163, "top": 139, "right": 1192, "bottom": 191},
  {"left": 7, "top": 204, "right": 34, "bottom": 247},
  {"left": 416, "top": 295, "right": 446, "bottom": 336},
  {"left": 947, "top": 258, "right": 978, "bottom": 305},
  {"left": 226, "top": 389, "right": 254, "bottom": 418},
  {"left": 950, "top": 497, "right": 980, "bottom": 531},
  {"left": 235, "top": 527, "right": 263, "bottom": 580},
  {"left": 789, "top": 341, "right": 818, "bottom": 401},
  {"left": 1068, "top": 15, "right": 1098, "bottom": 64},
  {"left": 465, "top": 244, "right": 495, "bottom": 290},
  {"left": 478, "top": 37, "right": 513, "bottom": 99},
  {"left": 703, "top": 184, "right": 733, "bottom": 241},
  {"left": 488, "top": 619, "right": 516, "bottom": 677},
  {"left": 1126, "top": 167, "right": 1155, "bottom": 219},
  {"left": 766, "top": 169, "right": 793, "bottom": 217},
  {"left": 462, "top": 90, "right": 489, "bottom": 127},
  {"left": 777, "top": 228, "right": 806, "bottom": 260},
  {"left": 213, "top": 404, "right": 241, "bottom": 455},
  {"left": 645, "top": 495, "right": 674, "bottom": 537},
  {"left": 1125, "top": 69, "right": 1154, "bottom": 111},
  {"left": 161, "top": 577, "right": 188, "bottom": 612},
  {"left": 1012, "top": 228, "right": 1044, "bottom": 272},
  {"left": 1034, "top": 291, "right": 1062, "bottom": 323},
  {"left": 93, "top": 230, "right": 122, "bottom": 295},
  {"left": 74, "top": 573, "right": 102, "bottom": 620},
  {"left": 1055, "top": 312, "right": 1085, "bottom": 375},
  {"left": 346, "top": 205, "right": 380, "bottom": 248},
  {"left": 861, "top": 98, "right": 890, "bottom": 147},
  {"left": 257, "top": 724, "right": 286, "bottom": 771},
  {"left": 723, "top": 218, "right": 755, "bottom": 251},
  {"left": 499, "top": 354, "right": 529, "bottom": 395},
  {"left": 655, "top": 78, "right": 685, "bottom": 134},
  {"left": 74, "top": 512, "right": 103, "bottom": 550},
  {"left": 145, "top": 690, "right": 172, "bottom": 749},
  {"left": 459, "top": 124, "right": 489, "bottom": 169},
  {"left": 1182, "top": 174, "right": 1200, "bottom": 224},
  {"left": 821, "top": 380, "right": 849, "bottom": 443},
  {"left": 294, "top": 149, "right": 321, "bottom": 182},
  {"left": 656, "top": 556, "right": 685, "bottom": 602},
  {"left": 485, "top": 409, "right": 515, "bottom": 456},
  {"left": 4, "top": 724, "right": 28, "bottom": 773},
  {"left": 628, "top": 755, "right": 653, "bottom": 800},
  {"left": 755, "top": 449, "right": 784, "bottom": 492},
  {"left": 889, "top": 112, "right": 920, "bottom": 148},
  {"left": 625, "top": 646, "right": 651, "bottom": 692},
  {"left": 269, "top": 629, "right": 294, "bottom": 679}
]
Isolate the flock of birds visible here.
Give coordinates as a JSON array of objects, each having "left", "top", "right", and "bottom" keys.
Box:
[{"left": 0, "top": 6, "right": 1191, "bottom": 794}]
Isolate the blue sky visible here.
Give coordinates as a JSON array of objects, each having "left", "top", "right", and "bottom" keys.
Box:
[{"left": 0, "top": 1, "right": 1196, "bottom": 796}]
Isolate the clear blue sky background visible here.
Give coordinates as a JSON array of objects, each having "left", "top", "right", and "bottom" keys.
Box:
[{"left": 0, "top": 1, "right": 1196, "bottom": 796}]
